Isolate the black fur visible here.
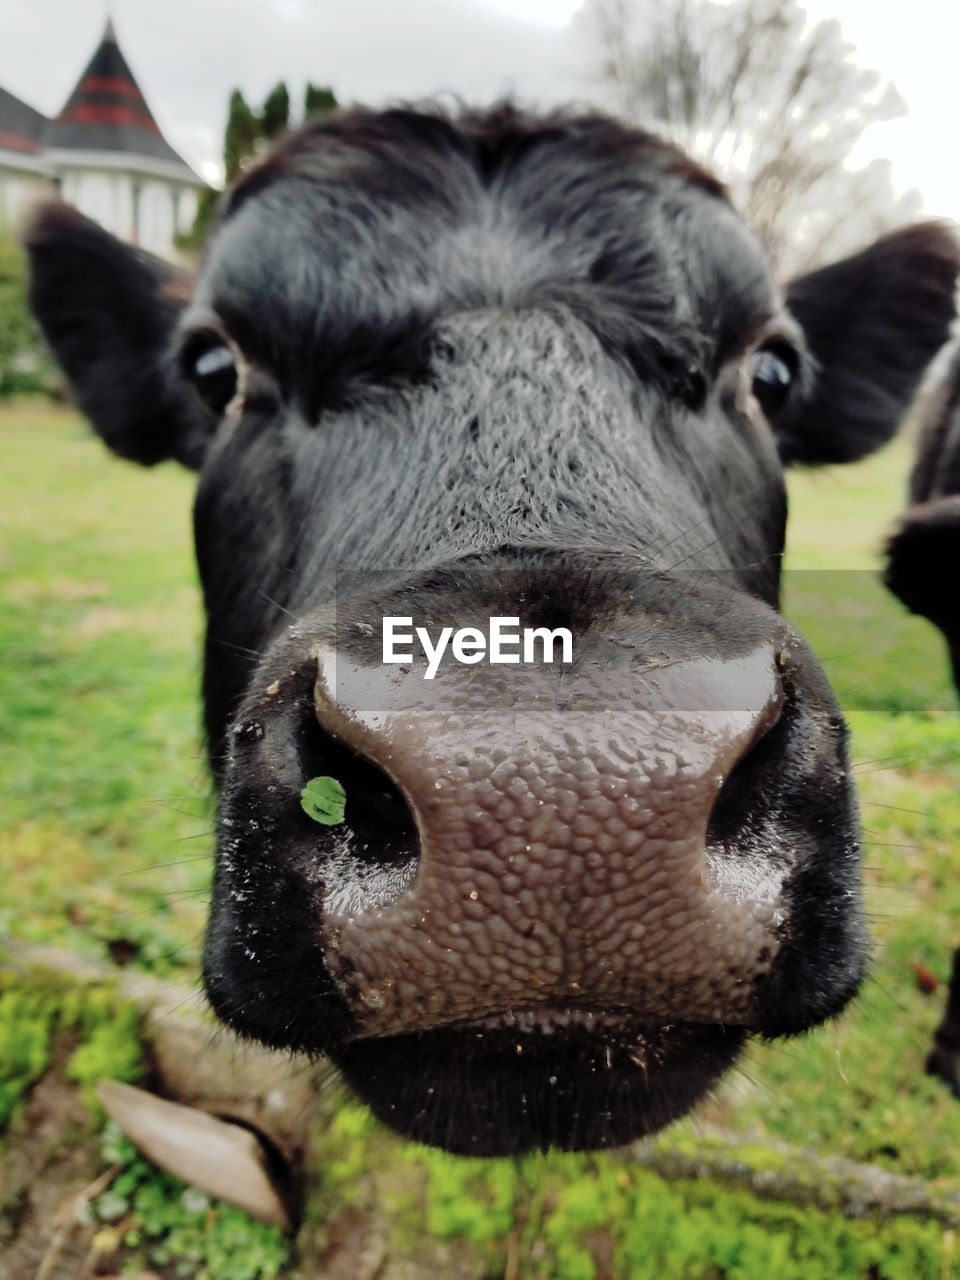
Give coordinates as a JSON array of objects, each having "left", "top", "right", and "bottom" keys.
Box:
[
  {"left": 783, "top": 224, "right": 960, "bottom": 465},
  {"left": 24, "top": 203, "right": 209, "bottom": 468},
  {"left": 886, "top": 343, "right": 960, "bottom": 685},
  {"left": 885, "top": 345, "right": 960, "bottom": 1101}
]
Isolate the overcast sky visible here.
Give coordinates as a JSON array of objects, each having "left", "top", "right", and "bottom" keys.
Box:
[{"left": 1, "top": 0, "right": 956, "bottom": 223}]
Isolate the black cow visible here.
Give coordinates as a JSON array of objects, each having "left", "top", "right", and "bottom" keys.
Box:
[
  {"left": 26, "top": 106, "right": 959, "bottom": 1156},
  {"left": 886, "top": 343, "right": 960, "bottom": 1099}
]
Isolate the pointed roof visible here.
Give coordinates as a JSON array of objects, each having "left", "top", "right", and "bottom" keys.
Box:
[
  {"left": 44, "top": 18, "right": 198, "bottom": 180},
  {"left": 0, "top": 84, "right": 48, "bottom": 156}
]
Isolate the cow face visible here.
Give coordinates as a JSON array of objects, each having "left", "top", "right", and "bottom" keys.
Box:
[{"left": 27, "top": 107, "right": 959, "bottom": 1155}]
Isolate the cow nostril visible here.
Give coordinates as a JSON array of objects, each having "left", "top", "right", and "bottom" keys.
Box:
[
  {"left": 705, "top": 688, "right": 790, "bottom": 852},
  {"left": 298, "top": 711, "right": 420, "bottom": 872}
]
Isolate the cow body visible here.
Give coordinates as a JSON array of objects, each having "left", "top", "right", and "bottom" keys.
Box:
[
  {"left": 887, "top": 343, "right": 960, "bottom": 688},
  {"left": 886, "top": 344, "right": 960, "bottom": 1099},
  {"left": 26, "top": 106, "right": 959, "bottom": 1154}
]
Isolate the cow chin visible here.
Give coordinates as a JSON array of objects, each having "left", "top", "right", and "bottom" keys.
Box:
[{"left": 331, "top": 1018, "right": 742, "bottom": 1156}]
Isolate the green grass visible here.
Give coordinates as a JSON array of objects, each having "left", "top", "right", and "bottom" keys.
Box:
[
  {"left": 740, "top": 440, "right": 960, "bottom": 1181},
  {"left": 1, "top": 403, "right": 959, "bottom": 1274},
  {"left": 0, "top": 402, "right": 209, "bottom": 973}
]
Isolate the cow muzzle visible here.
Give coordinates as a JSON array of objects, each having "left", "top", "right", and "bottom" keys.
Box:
[{"left": 215, "top": 566, "right": 862, "bottom": 1015}]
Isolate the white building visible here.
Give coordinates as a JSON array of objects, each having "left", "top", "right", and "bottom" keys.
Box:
[{"left": 0, "top": 20, "right": 205, "bottom": 260}]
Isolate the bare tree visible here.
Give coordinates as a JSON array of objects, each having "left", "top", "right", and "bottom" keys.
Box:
[{"left": 587, "top": 0, "right": 921, "bottom": 272}]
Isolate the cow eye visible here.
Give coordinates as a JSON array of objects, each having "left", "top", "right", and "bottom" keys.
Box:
[
  {"left": 748, "top": 345, "right": 796, "bottom": 417},
  {"left": 182, "top": 335, "right": 239, "bottom": 415}
]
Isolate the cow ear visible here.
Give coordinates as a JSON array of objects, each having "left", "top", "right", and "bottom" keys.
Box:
[
  {"left": 24, "top": 202, "right": 209, "bottom": 469},
  {"left": 779, "top": 224, "right": 960, "bottom": 466},
  {"left": 885, "top": 495, "right": 960, "bottom": 637}
]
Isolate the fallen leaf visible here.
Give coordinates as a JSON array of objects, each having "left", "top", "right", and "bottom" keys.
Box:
[{"left": 909, "top": 960, "right": 940, "bottom": 995}]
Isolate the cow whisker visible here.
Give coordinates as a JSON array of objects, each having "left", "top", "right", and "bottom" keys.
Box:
[
  {"left": 256, "top": 588, "right": 301, "bottom": 622},
  {"left": 860, "top": 801, "right": 929, "bottom": 817},
  {"left": 116, "top": 854, "right": 215, "bottom": 878}
]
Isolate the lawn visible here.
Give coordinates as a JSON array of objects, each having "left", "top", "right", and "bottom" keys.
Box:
[
  {"left": 1, "top": 400, "right": 959, "bottom": 1276},
  {"left": 0, "top": 402, "right": 209, "bottom": 975}
]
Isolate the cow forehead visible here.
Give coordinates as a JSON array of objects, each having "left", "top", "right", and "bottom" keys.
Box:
[{"left": 195, "top": 110, "right": 778, "bottom": 393}]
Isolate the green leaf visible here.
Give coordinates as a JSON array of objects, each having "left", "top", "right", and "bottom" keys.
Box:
[{"left": 300, "top": 776, "right": 346, "bottom": 825}]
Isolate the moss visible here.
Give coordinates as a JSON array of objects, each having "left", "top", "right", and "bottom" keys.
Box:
[
  {"left": 65, "top": 1002, "right": 142, "bottom": 1110},
  {"left": 0, "top": 966, "right": 143, "bottom": 1129},
  {"left": 525, "top": 1158, "right": 957, "bottom": 1279},
  {"left": 424, "top": 1155, "right": 519, "bottom": 1243},
  {"left": 613, "top": 1170, "right": 956, "bottom": 1280},
  {"left": 0, "top": 988, "right": 55, "bottom": 1127},
  {"left": 305, "top": 1101, "right": 959, "bottom": 1279}
]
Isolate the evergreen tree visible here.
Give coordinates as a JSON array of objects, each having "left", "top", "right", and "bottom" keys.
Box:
[
  {"left": 261, "top": 82, "right": 291, "bottom": 140},
  {"left": 177, "top": 187, "right": 218, "bottom": 255},
  {"left": 304, "top": 83, "right": 338, "bottom": 119},
  {"left": 223, "top": 89, "right": 259, "bottom": 180},
  {"left": 181, "top": 82, "right": 339, "bottom": 255}
]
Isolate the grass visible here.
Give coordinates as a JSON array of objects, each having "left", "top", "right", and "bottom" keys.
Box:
[
  {"left": 1, "top": 401, "right": 959, "bottom": 1275},
  {"left": 747, "top": 438, "right": 960, "bottom": 1180},
  {"left": 0, "top": 402, "right": 209, "bottom": 974}
]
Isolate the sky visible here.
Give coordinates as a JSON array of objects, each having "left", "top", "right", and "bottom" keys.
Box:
[{"left": 0, "top": 0, "right": 956, "bottom": 223}]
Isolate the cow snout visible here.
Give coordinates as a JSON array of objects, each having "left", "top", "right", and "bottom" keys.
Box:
[{"left": 309, "top": 634, "right": 788, "bottom": 1035}]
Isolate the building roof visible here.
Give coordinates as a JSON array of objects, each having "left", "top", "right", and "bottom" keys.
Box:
[
  {"left": 44, "top": 18, "right": 199, "bottom": 181},
  {"left": 0, "top": 84, "right": 48, "bottom": 156}
]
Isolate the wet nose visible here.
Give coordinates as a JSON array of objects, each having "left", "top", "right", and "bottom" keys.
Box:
[{"left": 309, "top": 626, "right": 787, "bottom": 1037}]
